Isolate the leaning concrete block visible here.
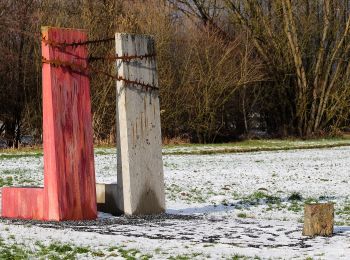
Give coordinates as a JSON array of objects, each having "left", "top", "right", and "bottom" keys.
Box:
[{"left": 115, "top": 33, "right": 165, "bottom": 215}]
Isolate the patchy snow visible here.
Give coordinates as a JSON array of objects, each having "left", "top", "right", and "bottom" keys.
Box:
[{"left": 1, "top": 146, "right": 350, "bottom": 259}]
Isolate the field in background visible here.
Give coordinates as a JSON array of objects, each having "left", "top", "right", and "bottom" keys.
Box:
[
  {"left": 2, "top": 136, "right": 350, "bottom": 156},
  {"left": 0, "top": 139, "right": 350, "bottom": 259}
]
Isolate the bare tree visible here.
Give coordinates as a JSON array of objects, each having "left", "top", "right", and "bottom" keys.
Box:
[{"left": 224, "top": 0, "right": 350, "bottom": 136}]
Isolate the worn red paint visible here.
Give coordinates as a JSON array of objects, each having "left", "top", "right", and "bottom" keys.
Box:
[{"left": 1, "top": 27, "right": 97, "bottom": 221}]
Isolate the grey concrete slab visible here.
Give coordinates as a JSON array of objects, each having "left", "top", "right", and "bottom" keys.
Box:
[{"left": 115, "top": 33, "right": 165, "bottom": 215}]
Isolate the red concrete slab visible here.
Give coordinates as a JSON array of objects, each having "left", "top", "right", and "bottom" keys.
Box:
[
  {"left": 1, "top": 27, "right": 97, "bottom": 221},
  {"left": 2, "top": 187, "right": 44, "bottom": 220}
]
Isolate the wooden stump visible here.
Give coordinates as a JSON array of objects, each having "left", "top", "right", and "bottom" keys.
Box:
[{"left": 303, "top": 203, "right": 334, "bottom": 237}]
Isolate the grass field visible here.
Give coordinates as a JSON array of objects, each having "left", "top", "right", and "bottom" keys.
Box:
[
  {"left": 3, "top": 136, "right": 350, "bottom": 156},
  {"left": 0, "top": 138, "right": 350, "bottom": 259}
]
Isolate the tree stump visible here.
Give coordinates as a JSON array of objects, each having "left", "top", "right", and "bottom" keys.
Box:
[{"left": 303, "top": 203, "right": 334, "bottom": 237}]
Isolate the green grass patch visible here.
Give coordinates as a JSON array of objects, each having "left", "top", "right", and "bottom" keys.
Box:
[
  {"left": 168, "top": 253, "right": 204, "bottom": 260},
  {"left": 163, "top": 137, "right": 350, "bottom": 155},
  {"left": 0, "top": 238, "right": 29, "bottom": 260},
  {"left": 2, "top": 137, "right": 350, "bottom": 157},
  {"left": 242, "top": 191, "right": 281, "bottom": 205},
  {"left": 237, "top": 212, "right": 248, "bottom": 218},
  {"left": 231, "top": 254, "right": 261, "bottom": 260},
  {"left": 94, "top": 150, "right": 114, "bottom": 156},
  {"left": 0, "top": 152, "right": 43, "bottom": 160},
  {"left": 35, "top": 241, "right": 95, "bottom": 259},
  {"left": 288, "top": 201, "right": 303, "bottom": 212},
  {"left": 0, "top": 169, "right": 37, "bottom": 187},
  {"left": 0, "top": 176, "right": 13, "bottom": 187},
  {"left": 0, "top": 238, "right": 151, "bottom": 260},
  {"left": 304, "top": 197, "right": 319, "bottom": 204},
  {"left": 288, "top": 192, "right": 303, "bottom": 201}
]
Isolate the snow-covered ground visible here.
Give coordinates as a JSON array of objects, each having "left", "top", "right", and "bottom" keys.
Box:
[{"left": 1, "top": 146, "right": 350, "bottom": 259}]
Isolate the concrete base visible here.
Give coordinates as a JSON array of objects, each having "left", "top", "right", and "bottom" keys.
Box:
[
  {"left": 96, "top": 183, "right": 121, "bottom": 216},
  {"left": 2, "top": 187, "right": 44, "bottom": 220}
]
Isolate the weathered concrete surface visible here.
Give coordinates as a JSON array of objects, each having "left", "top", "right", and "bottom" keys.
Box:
[
  {"left": 1, "top": 27, "right": 97, "bottom": 221},
  {"left": 96, "top": 183, "right": 120, "bottom": 215},
  {"left": 115, "top": 33, "right": 165, "bottom": 215}
]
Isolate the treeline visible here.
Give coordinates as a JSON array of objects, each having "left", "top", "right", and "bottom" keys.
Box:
[{"left": 1, "top": 0, "right": 350, "bottom": 147}]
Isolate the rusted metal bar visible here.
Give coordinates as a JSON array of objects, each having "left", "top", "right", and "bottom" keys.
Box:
[
  {"left": 41, "top": 35, "right": 115, "bottom": 48},
  {"left": 41, "top": 57, "right": 159, "bottom": 91},
  {"left": 41, "top": 57, "right": 89, "bottom": 75},
  {"left": 88, "top": 53, "right": 157, "bottom": 62}
]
